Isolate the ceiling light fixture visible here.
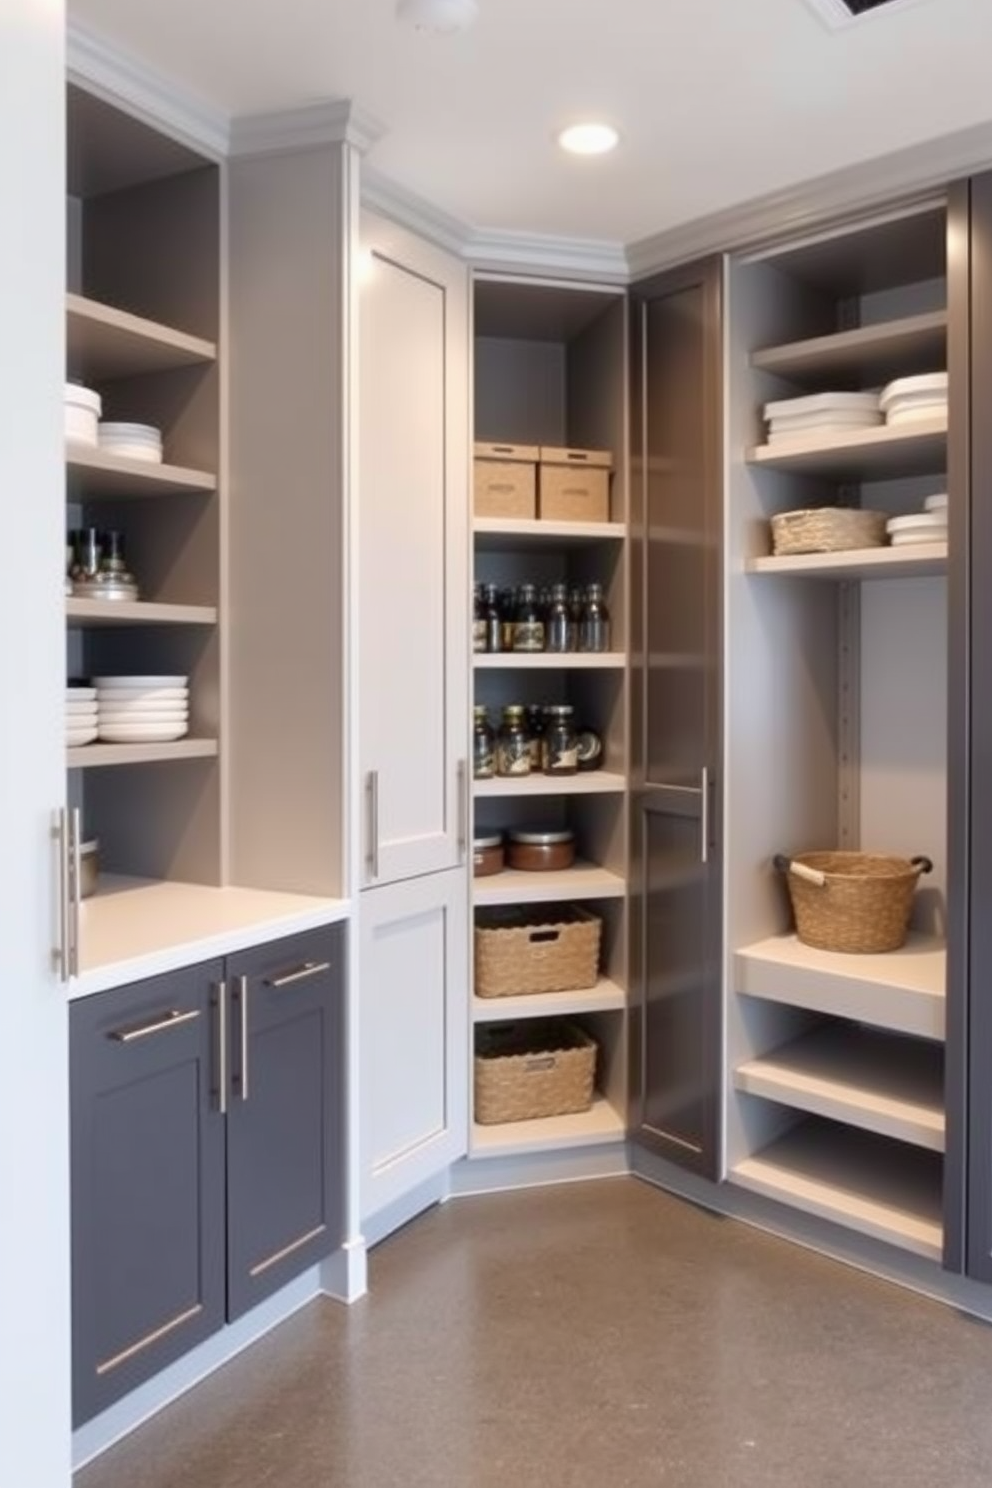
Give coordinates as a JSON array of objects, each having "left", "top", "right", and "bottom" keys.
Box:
[
  {"left": 558, "top": 122, "right": 620, "bottom": 157},
  {"left": 396, "top": 0, "right": 479, "bottom": 35}
]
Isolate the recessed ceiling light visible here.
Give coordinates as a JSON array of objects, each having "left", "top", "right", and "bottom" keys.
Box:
[
  {"left": 396, "top": 0, "right": 479, "bottom": 34},
  {"left": 558, "top": 122, "right": 620, "bottom": 157}
]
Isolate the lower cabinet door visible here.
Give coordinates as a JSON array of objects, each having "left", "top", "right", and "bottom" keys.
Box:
[
  {"left": 70, "top": 961, "right": 226, "bottom": 1425},
  {"left": 224, "top": 925, "right": 343, "bottom": 1320},
  {"left": 359, "top": 868, "right": 469, "bottom": 1221}
]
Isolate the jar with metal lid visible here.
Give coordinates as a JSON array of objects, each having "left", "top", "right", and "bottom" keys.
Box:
[
  {"left": 541, "top": 704, "right": 578, "bottom": 776},
  {"left": 544, "top": 582, "right": 572, "bottom": 653},
  {"left": 579, "top": 582, "right": 611, "bottom": 653},
  {"left": 473, "top": 831, "right": 505, "bottom": 877},
  {"left": 524, "top": 704, "right": 545, "bottom": 770},
  {"left": 507, "top": 828, "right": 576, "bottom": 871},
  {"left": 512, "top": 583, "right": 545, "bottom": 653},
  {"left": 496, "top": 704, "right": 531, "bottom": 776},
  {"left": 473, "top": 704, "right": 495, "bottom": 779}
]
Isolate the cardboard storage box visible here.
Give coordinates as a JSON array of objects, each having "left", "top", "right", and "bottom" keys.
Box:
[
  {"left": 473, "top": 441, "right": 539, "bottom": 519},
  {"left": 539, "top": 446, "right": 612, "bottom": 523}
]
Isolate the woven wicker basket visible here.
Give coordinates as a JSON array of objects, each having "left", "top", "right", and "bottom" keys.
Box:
[
  {"left": 771, "top": 508, "right": 887, "bottom": 556},
  {"left": 474, "top": 1020, "right": 597, "bottom": 1124},
  {"left": 775, "top": 851, "right": 933, "bottom": 954},
  {"left": 475, "top": 905, "right": 601, "bottom": 999}
]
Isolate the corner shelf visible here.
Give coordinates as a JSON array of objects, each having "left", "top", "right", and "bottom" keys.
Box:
[
  {"left": 731, "top": 1119, "right": 943, "bottom": 1261},
  {"left": 475, "top": 652, "right": 625, "bottom": 670},
  {"left": 735, "top": 933, "right": 945, "bottom": 1041},
  {"left": 735, "top": 1024, "right": 944, "bottom": 1151},
  {"left": 473, "top": 863, "right": 626, "bottom": 907},
  {"left": 67, "top": 739, "right": 218, "bottom": 769},
  {"left": 66, "top": 445, "right": 217, "bottom": 498},
  {"left": 746, "top": 416, "right": 947, "bottom": 478},
  {"left": 749, "top": 311, "right": 947, "bottom": 384},
  {"left": 475, "top": 771, "right": 625, "bottom": 798},
  {"left": 66, "top": 292, "right": 216, "bottom": 379},
  {"left": 470, "top": 1095, "right": 626, "bottom": 1158},
  {"left": 472, "top": 977, "right": 627, "bottom": 1024},
  {"left": 66, "top": 599, "right": 218, "bottom": 626},
  {"left": 745, "top": 544, "right": 947, "bottom": 580}
]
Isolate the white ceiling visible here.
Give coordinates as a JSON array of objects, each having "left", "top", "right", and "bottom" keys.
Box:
[{"left": 69, "top": 0, "right": 992, "bottom": 246}]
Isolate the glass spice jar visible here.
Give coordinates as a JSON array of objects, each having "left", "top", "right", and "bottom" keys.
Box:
[
  {"left": 541, "top": 703, "right": 578, "bottom": 775},
  {"left": 496, "top": 704, "right": 531, "bottom": 776},
  {"left": 472, "top": 584, "right": 487, "bottom": 653},
  {"left": 524, "top": 704, "right": 545, "bottom": 771},
  {"left": 483, "top": 582, "right": 502, "bottom": 652},
  {"left": 544, "top": 582, "right": 572, "bottom": 653},
  {"left": 579, "top": 582, "right": 611, "bottom": 653},
  {"left": 512, "top": 583, "right": 545, "bottom": 653},
  {"left": 473, "top": 705, "right": 495, "bottom": 779}
]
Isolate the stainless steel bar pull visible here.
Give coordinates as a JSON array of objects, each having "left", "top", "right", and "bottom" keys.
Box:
[
  {"left": 68, "top": 804, "right": 82, "bottom": 979},
  {"left": 267, "top": 960, "right": 331, "bottom": 989},
  {"left": 366, "top": 769, "right": 380, "bottom": 880},
  {"left": 700, "top": 765, "right": 709, "bottom": 867},
  {"left": 238, "top": 975, "right": 250, "bottom": 1102},
  {"left": 52, "top": 808, "right": 70, "bottom": 982},
  {"left": 457, "top": 757, "right": 468, "bottom": 860},
  {"left": 108, "top": 1008, "right": 201, "bottom": 1043},
  {"left": 216, "top": 979, "right": 229, "bottom": 1115}
]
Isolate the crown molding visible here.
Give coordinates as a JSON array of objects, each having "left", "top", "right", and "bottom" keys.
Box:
[
  {"left": 360, "top": 166, "right": 472, "bottom": 256},
  {"left": 230, "top": 100, "right": 386, "bottom": 159},
  {"left": 66, "top": 20, "right": 229, "bottom": 159},
  {"left": 627, "top": 119, "right": 992, "bottom": 279},
  {"left": 466, "top": 227, "right": 628, "bottom": 284}
]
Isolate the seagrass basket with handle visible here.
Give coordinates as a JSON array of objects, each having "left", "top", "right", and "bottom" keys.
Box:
[{"left": 773, "top": 851, "right": 933, "bottom": 954}]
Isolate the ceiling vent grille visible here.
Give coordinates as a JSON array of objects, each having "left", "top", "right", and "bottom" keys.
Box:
[{"left": 804, "top": 0, "right": 936, "bottom": 26}]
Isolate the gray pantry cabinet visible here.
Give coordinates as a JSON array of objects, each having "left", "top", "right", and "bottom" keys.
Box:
[{"left": 71, "top": 925, "right": 343, "bottom": 1423}]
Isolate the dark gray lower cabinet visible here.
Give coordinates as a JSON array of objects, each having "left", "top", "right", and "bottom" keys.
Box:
[{"left": 71, "top": 924, "right": 344, "bottom": 1424}]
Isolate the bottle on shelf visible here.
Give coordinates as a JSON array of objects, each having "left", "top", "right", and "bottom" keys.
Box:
[
  {"left": 524, "top": 704, "right": 545, "bottom": 770},
  {"left": 472, "top": 584, "right": 487, "bottom": 653},
  {"left": 545, "top": 582, "right": 572, "bottom": 653},
  {"left": 473, "top": 704, "right": 495, "bottom": 780},
  {"left": 579, "top": 583, "right": 611, "bottom": 653},
  {"left": 499, "top": 585, "right": 517, "bottom": 652},
  {"left": 542, "top": 703, "right": 579, "bottom": 776},
  {"left": 513, "top": 584, "right": 545, "bottom": 653},
  {"left": 482, "top": 582, "right": 502, "bottom": 652},
  {"left": 568, "top": 585, "right": 585, "bottom": 652},
  {"left": 496, "top": 704, "right": 531, "bottom": 776}
]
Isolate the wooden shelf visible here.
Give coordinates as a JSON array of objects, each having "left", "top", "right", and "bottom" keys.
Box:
[
  {"left": 475, "top": 771, "right": 625, "bottom": 798},
  {"left": 746, "top": 416, "right": 947, "bottom": 478},
  {"left": 474, "top": 517, "right": 626, "bottom": 549},
  {"left": 750, "top": 311, "right": 947, "bottom": 384},
  {"left": 735, "top": 1025, "right": 944, "bottom": 1151},
  {"left": 66, "top": 599, "right": 218, "bottom": 626},
  {"left": 745, "top": 543, "right": 947, "bottom": 580},
  {"left": 731, "top": 1119, "right": 943, "bottom": 1261},
  {"left": 66, "top": 293, "right": 216, "bottom": 379},
  {"left": 472, "top": 978, "right": 627, "bottom": 1023},
  {"left": 67, "top": 739, "right": 218, "bottom": 769},
  {"left": 474, "top": 652, "right": 624, "bottom": 670},
  {"left": 66, "top": 444, "right": 217, "bottom": 498},
  {"left": 473, "top": 862, "right": 625, "bottom": 907},
  {"left": 470, "top": 1095, "right": 625, "bottom": 1158},
  {"left": 735, "top": 933, "right": 945, "bottom": 1041}
]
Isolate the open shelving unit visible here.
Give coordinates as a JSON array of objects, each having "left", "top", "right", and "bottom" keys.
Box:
[
  {"left": 726, "top": 197, "right": 951, "bottom": 1261},
  {"left": 68, "top": 739, "right": 219, "bottom": 770}
]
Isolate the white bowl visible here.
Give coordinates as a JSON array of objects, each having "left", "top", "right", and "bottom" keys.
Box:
[
  {"left": 64, "top": 383, "right": 102, "bottom": 446},
  {"left": 98, "top": 421, "right": 162, "bottom": 441},
  {"left": 93, "top": 675, "right": 188, "bottom": 688},
  {"left": 96, "top": 441, "right": 164, "bottom": 465},
  {"left": 97, "top": 722, "right": 189, "bottom": 743}
]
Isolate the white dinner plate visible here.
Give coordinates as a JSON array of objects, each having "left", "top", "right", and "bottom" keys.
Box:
[
  {"left": 924, "top": 493, "right": 949, "bottom": 512},
  {"left": 889, "top": 530, "right": 948, "bottom": 547},
  {"left": 66, "top": 686, "right": 97, "bottom": 699},
  {"left": 764, "top": 391, "right": 880, "bottom": 420},
  {"left": 93, "top": 675, "right": 188, "bottom": 688},
  {"left": 93, "top": 687, "right": 188, "bottom": 703},
  {"left": 98, "top": 711, "right": 189, "bottom": 726},
  {"left": 65, "top": 700, "right": 98, "bottom": 713},
  {"left": 67, "top": 728, "right": 98, "bottom": 747},
  {"left": 879, "top": 372, "right": 947, "bottom": 410},
  {"left": 887, "top": 511, "right": 948, "bottom": 534},
  {"left": 97, "top": 722, "right": 190, "bottom": 743}
]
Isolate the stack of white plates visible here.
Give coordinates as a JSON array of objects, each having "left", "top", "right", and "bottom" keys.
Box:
[
  {"left": 65, "top": 383, "right": 102, "bottom": 447},
  {"left": 887, "top": 494, "right": 948, "bottom": 547},
  {"left": 763, "top": 391, "right": 882, "bottom": 444},
  {"left": 66, "top": 686, "right": 98, "bottom": 748},
  {"left": 97, "top": 422, "right": 164, "bottom": 464},
  {"left": 879, "top": 373, "right": 948, "bottom": 428},
  {"left": 94, "top": 675, "right": 190, "bottom": 743}
]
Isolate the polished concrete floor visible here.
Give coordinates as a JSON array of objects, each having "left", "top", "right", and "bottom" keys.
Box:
[{"left": 77, "top": 1177, "right": 992, "bottom": 1488}]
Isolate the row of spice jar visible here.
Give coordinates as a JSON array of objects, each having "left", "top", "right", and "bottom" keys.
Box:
[
  {"left": 473, "top": 581, "right": 611, "bottom": 654},
  {"left": 474, "top": 828, "right": 577, "bottom": 877},
  {"left": 474, "top": 703, "right": 602, "bottom": 779}
]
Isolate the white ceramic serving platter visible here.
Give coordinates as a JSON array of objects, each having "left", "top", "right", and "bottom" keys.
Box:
[
  {"left": 93, "top": 675, "right": 188, "bottom": 688},
  {"left": 97, "top": 722, "right": 190, "bottom": 743},
  {"left": 879, "top": 372, "right": 948, "bottom": 410}
]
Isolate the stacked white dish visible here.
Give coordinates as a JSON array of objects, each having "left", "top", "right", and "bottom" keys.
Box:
[
  {"left": 94, "top": 675, "right": 190, "bottom": 743},
  {"left": 66, "top": 686, "right": 98, "bottom": 748},
  {"left": 65, "top": 383, "right": 102, "bottom": 447},
  {"left": 887, "top": 493, "right": 948, "bottom": 547},
  {"left": 763, "top": 391, "right": 882, "bottom": 445},
  {"left": 97, "top": 422, "right": 164, "bottom": 464},
  {"left": 879, "top": 373, "right": 948, "bottom": 428}
]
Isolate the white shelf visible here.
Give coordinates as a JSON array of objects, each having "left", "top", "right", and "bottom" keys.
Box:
[
  {"left": 66, "top": 444, "right": 217, "bottom": 497},
  {"left": 735, "top": 1025, "right": 944, "bottom": 1151},
  {"left": 731, "top": 1120, "right": 943, "bottom": 1261},
  {"left": 745, "top": 543, "right": 947, "bottom": 580},
  {"left": 746, "top": 415, "right": 947, "bottom": 478},
  {"left": 472, "top": 978, "right": 627, "bottom": 1023},
  {"left": 470, "top": 1096, "right": 625, "bottom": 1158},
  {"left": 66, "top": 292, "right": 216, "bottom": 379},
  {"left": 66, "top": 598, "right": 218, "bottom": 626},
  {"left": 473, "top": 862, "right": 626, "bottom": 906},
  {"left": 474, "top": 517, "right": 626, "bottom": 549},
  {"left": 67, "top": 739, "right": 219, "bottom": 769},
  {"left": 749, "top": 311, "right": 947, "bottom": 383},
  {"left": 735, "top": 933, "right": 945, "bottom": 1041},
  {"left": 474, "top": 652, "right": 624, "bottom": 670},
  {"left": 475, "top": 771, "right": 625, "bottom": 798}
]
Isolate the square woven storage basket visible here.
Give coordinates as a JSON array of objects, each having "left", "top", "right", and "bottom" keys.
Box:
[
  {"left": 771, "top": 507, "right": 886, "bottom": 555},
  {"left": 474, "top": 1019, "right": 597, "bottom": 1124},
  {"left": 474, "top": 905, "right": 601, "bottom": 999}
]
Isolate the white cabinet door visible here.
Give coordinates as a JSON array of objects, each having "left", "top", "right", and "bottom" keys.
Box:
[
  {"left": 358, "top": 213, "right": 469, "bottom": 887},
  {"left": 359, "top": 868, "right": 468, "bottom": 1221}
]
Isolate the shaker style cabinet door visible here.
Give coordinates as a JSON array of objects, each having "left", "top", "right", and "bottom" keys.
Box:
[
  {"left": 70, "top": 962, "right": 226, "bottom": 1424},
  {"left": 628, "top": 257, "right": 724, "bottom": 1178},
  {"left": 358, "top": 212, "right": 470, "bottom": 888},
  {"left": 224, "top": 927, "right": 344, "bottom": 1319}
]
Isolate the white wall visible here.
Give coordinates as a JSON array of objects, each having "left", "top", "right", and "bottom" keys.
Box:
[{"left": 0, "top": 5, "right": 72, "bottom": 1487}]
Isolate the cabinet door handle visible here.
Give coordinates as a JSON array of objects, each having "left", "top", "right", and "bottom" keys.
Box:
[
  {"left": 457, "top": 757, "right": 468, "bottom": 860},
  {"left": 700, "top": 765, "right": 709, "bottom": 867},
  {"left": 238, "top": 974, "right": 250, "bottom": 1102},
  {"left": 216, "top": 979, "right": 228, "bottom": 1116},
  {"left": 108, "top": 1008, "right": 201, "bottom": 1044},
  {"left": 52, "top": 808, "right": 70, "bottom": 982},
  {"left": 68, "top": 805, "right": 82, "bottom": 979},
  {"left": 267, "top": 960, "right": 331, "bottom": 989},
  {"left": 366, "top": 769, "right": 380, "bottom": 880}
]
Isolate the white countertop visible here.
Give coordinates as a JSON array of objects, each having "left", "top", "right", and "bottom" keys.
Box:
[{"left": 71, "top": 877, "right": 352, "bottom": 999}]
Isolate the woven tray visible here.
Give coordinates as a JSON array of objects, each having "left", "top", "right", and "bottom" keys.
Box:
[
  {"left": 475, "top": 905, "right": 601, "bottom": 999},
  {"left": 474, "top": 1020, "right": 597, "bottom": 1124},
  {"left": 775, "top": 851, "right": 932, "bottom": 954},
  {"left": 771, "top": 508, "right": 887, "bottom": 556}
]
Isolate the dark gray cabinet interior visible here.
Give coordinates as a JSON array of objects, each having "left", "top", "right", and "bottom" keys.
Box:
[
  {"left": 629, "top": 258, "right": 723, "bottom": 1177},
  {"left": 71, "top": 924, "right": 344, "bottom": 1423}
]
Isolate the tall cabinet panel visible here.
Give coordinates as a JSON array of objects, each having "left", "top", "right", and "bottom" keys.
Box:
[{"left": 629, "top": 259, "right": 723, "bottom": 1177}]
